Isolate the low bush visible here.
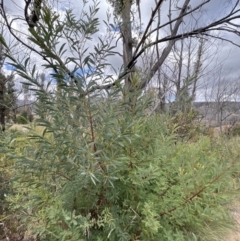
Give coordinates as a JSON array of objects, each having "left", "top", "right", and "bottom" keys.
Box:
[
  {"left": 1, "top": 106, "right": 240, "bottom": 240},
  {"left": 16, "top": 110, "right": 34, "bottom": 124},
  {"left": 229, "top": 123, "right": 240, "bottom": 136},
  {"left": 168, "top": 109, "right": 201, "bottom": 141},
  {"left": 16, "top": 115, "right": 29, "bottom": 124}
]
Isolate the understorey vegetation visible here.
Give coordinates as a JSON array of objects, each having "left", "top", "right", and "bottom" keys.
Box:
[
  {"left": 1, "top": 0, "right": 240, "bottom": 240},
  {"left": 1, "top": 95, "right": 240, "bottom": 240}
]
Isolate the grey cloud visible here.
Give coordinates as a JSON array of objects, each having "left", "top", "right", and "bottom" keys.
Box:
[{"left": 3, "top": 0, "right": 240, "bottom": 90}]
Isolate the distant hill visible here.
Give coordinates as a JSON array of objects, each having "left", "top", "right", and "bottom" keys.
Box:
[{"left": 194, "top": 102, "right": 240, "bottom": 126}]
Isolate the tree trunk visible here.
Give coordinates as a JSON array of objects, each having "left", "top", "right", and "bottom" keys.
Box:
[
  {"left": 0, "top": 107, "right": 5, "bottom": 131},
  {"left": 121, "top": 0, "right": 133, "bottom": 98},
  {"left": 140, "top": 0, "right": 190, "bottom": 89}
]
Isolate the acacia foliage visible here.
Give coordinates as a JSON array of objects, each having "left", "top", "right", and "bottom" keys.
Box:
[
  {"left": 1, "top": 90, "right": 240, "bottom": 240},
  {"left": 0, "top": 2, "right": 240, "bottom": 240}
]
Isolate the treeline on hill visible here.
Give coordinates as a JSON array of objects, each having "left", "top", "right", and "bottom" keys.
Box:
[{"left": 1, "top": 0, "right": 240, "bottom": 240}]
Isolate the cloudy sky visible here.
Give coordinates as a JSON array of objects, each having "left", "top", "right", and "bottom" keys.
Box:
[{"left": 2, "top": 0, "right": 240, "bottom": 101}]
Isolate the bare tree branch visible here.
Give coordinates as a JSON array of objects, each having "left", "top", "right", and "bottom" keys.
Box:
[
  {"left": 145, "top": 0, "right": 211, "bottom": 40},
  {"left": 139, "top": 0, "right": 191, "bottom": 89}
]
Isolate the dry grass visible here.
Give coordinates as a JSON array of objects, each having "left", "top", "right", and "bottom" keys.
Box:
[
  {"left": 223, "top": 201, "right": 240, "bottom": 241},
  {"left": 217, "top": 196, "right": 240, "bottom": 241},
  {"left": 8, "top": 124, "right": 29, "bottom": 132}
]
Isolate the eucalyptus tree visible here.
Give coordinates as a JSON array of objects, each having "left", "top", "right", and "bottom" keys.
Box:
[{"left": 107, "top": 0, "right": 240, "bottom": 91}]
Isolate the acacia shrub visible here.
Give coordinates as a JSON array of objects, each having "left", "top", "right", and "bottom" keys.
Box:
[
  {"left": 168, "top": 109, "right": 201, "bottom": 140},
  {"left": 1, "top": 99, "right": 240, "bottom": 240},
  {"left": 0, "top": 2, "right": 239, "bottom": 239}
]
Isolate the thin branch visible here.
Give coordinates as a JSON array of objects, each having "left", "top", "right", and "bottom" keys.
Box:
[
  {"left": 159, "top": 158, "right": 237, "bottom": 217},
  {"left": 129, "top": 21, "right": 240, "bottom": 71},
  {"left": 127, "top": 1, "right": 240, "bottom": 89},
  {"left": 229, "top": 0, "right": 240, "bottom": 15},
  {"left": 0, "top": 2, "right": 78, "bottom": 88},
  {"left": 140, "top": 0, "right": 191, "bottom": 89},
  {"left": 202, "top": 33, "right": 240, "bottom": 48},
  {"left": 145, "top": 0, "right": 211, "bottom": 40},
  {"left": 133, "top": 0, "right": 165, "bottom": 58}
]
